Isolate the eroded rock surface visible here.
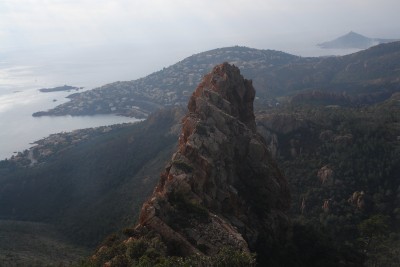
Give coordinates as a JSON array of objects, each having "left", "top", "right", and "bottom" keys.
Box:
[{"left": 137, "top": 63, "right": 290, "bottom": 258}]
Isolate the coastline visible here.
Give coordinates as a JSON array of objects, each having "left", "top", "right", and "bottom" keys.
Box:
[{"left": 0, "top": 89, "right": 141, "bottom": 160}]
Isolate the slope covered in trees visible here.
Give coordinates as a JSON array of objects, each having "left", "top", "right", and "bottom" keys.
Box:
[
  {"left": 257, "top": 93, "right": 400, "bottom": 266},
  {"left": 0, "top": 108, "right": 183, "bottom": 264}
]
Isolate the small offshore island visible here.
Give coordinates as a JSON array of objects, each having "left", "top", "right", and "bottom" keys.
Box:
[{"left": 39, "top": 85, "right": 83, "bottom": 93}]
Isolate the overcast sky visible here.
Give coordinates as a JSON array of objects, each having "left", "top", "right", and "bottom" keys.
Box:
[
  {"left": 1, "top": 0, "right": 399, "bottom": 83},
  {"left": 1, "top": 0, "right": 399, "bottom": 49}
]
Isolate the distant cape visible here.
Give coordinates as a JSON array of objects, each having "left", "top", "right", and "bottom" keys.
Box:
[{"left": 318, "top": 31, "right": 399, "bottom": 49}]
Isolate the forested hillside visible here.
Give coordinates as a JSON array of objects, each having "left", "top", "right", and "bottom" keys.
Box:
[
  {"left": 257, "top": 93, "right": 400, "bottom": 266},
  {"left": 0, "top": 108, "right": 183, "bottom": 264}
]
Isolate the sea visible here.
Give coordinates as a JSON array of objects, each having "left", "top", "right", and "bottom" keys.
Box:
[{"left": 0, "top": 43, "right": 360, "bottom": 160}]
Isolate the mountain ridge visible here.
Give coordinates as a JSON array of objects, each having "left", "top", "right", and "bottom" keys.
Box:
[
  {"left": 33, "top": 42, "right": 400, "bottom": 118},
  {"left": 32, "top": 46, "right": 299, "bottom": 117}
]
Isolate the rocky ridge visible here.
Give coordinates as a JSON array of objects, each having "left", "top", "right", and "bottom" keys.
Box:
[{"left": 91, "top": 63, "right": 290, "bottom": 265}]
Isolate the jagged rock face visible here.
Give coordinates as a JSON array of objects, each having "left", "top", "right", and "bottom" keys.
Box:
[{"left": 138, "top": 63, "right": 290, "bottom": 258}]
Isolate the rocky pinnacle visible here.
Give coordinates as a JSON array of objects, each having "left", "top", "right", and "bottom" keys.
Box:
[{"left": 137, "top": 62, "right": 290, "bottom": 258}]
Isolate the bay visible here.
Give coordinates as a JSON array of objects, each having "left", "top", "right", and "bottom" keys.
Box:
[
  {"left": 0, "top": 44, "right": 152, "bottom": 160},
  {"left": 0, "top": 89, "right": 139, "bottom": 160}
]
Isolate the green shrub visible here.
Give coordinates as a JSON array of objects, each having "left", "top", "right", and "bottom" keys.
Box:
[
  {"left": 172, "top": 160, "right": 194, "bottom": 173},
  {"left": 212, "top": 247, "right": 256, "bottom": 267},
  {"left": 122, "top": 227, "right": 136, "bottom": 237},
  {"left": 126, "top": 239, "right": 148, "bottom": 260}
]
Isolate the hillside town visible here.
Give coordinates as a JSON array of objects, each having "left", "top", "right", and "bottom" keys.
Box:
[
  {"left": 7, "top": 123, "right": 137, "bottom": 167},
  {"left": 32, "top": 46, "right": 295, "bottom": 118}
]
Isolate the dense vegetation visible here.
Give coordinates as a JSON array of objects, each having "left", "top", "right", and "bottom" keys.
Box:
[
  {"left": 81, "top": 230, "right": 256, "bottom": 267},
  {"left": 0, "top": 220, "right": 88, "bottom": 266},
  {"left": 257, "top": 93, "right": 400, "bottom": 266}
]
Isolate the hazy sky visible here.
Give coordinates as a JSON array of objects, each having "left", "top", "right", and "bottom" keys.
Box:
[
  {"left": 1, "top": 0, "right": 399, "bottom": 50},
  {"left": 1, "top": 0, "right": 399, "bottom": 82}
]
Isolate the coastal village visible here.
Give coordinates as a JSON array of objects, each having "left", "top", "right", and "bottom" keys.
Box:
[
  {"left": 7, "top": 123, "right": 136, "bottom": 168},
  {"left": 32, "top": 47, "right": 294, "bottom": 118}
]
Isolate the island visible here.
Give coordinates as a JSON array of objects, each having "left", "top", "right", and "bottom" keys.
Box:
[
  {"left": 317, "top": 31, "right": 399, "bottom": 49},
  {"left": 39, "top": 85, "right": 83, "bottom": 93}
]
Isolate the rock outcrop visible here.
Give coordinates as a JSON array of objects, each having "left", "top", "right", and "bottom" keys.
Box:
[
  {"left": 138, "top": 63, "right": 290, "bottom": 259},
  {"left": 90, "top": 63, "right": 290, "bottom": 266},
  {"left": 318, "top": 165, "right": 334, "bottom": 186}
]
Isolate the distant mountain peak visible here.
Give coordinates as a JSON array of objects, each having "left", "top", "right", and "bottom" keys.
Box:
[
  {"left": 348, "top": 30, "right": 360, "bottom": 35},
  {"left": 346, "top": 31, "right": 367, "bottom": 38},
  {"left": 318, "top": 31, "right": 398, "bottom": 49}
]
